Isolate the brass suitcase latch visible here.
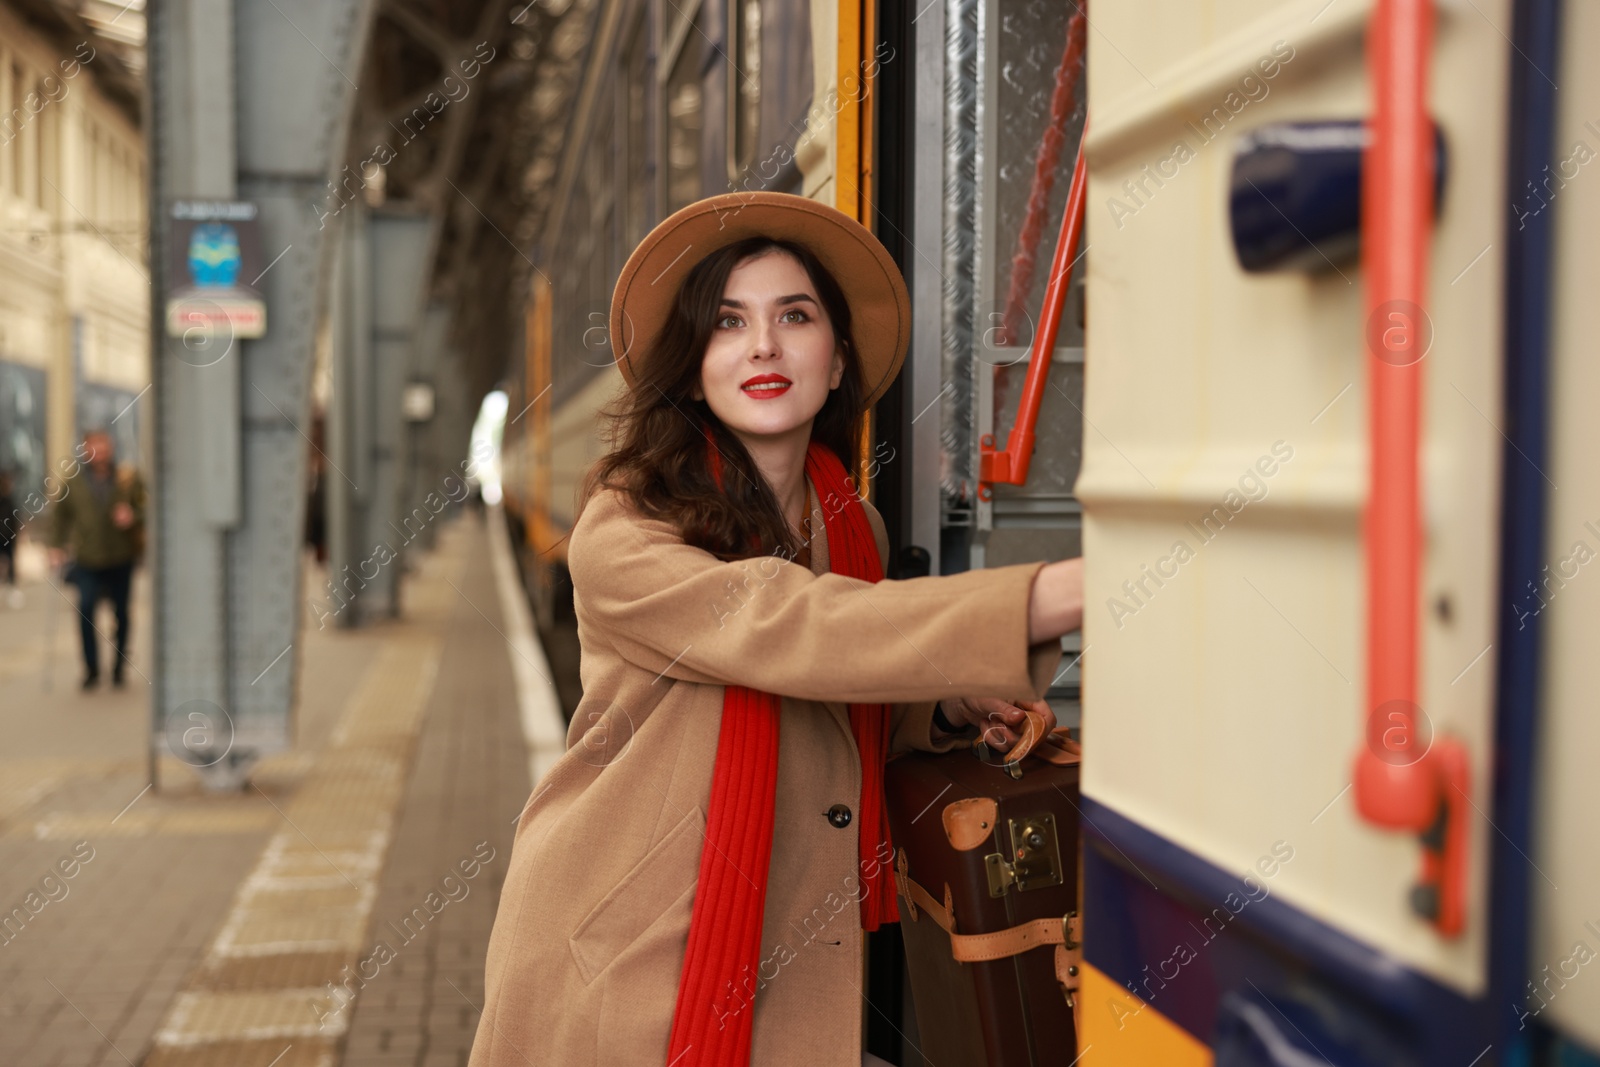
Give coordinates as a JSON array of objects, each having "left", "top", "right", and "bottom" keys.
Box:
[{"left": 985, "top": 813, "right": 1063, "bottom": 897}]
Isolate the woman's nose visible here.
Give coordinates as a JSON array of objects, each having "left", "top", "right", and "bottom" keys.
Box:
[{"left": 750, "top": 322, "right": 780, "bottom": 358}]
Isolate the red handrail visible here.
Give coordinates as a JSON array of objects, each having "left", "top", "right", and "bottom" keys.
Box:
[
  {"left": 1353, "top": 0, "right": 1468, "bottom": 937},
  {"left": 980, "top": 131, "right": 1088, "bottom": 491}
]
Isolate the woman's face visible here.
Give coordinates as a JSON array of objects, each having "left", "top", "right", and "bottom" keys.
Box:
[{"left": 696, "top": 250, "right": 844, "bottom": 447}]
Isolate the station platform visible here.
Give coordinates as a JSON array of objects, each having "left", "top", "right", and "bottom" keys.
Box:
[{"left": 0, "top": 510, "right": 560, "bottom": 1067}]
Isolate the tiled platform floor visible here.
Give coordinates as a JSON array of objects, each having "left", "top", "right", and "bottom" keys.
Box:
[{"left": 0, "top": 511, "right": 532, "bottom": 1067}]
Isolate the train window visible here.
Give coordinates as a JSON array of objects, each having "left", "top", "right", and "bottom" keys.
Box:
[
  {"left": 12, "top": 62, "right": 28, "bottom": 199},
  {"left": 662, "top": 1, "right": 705, "bottom": 213},
  {"left": 35, "top": 86, "right": 55, "bottom": 211},
  {"left": 988, "top": 0, "right": 1083, "bottom": 355},
  {"left": 561, "top": 175, "right": 592, "bottom": 393},
  {"left": 662, "top": 0, "right": 697, "bottom": 48},
  {"left": 972, "top": 0, "right": 1087, "bottom": 561},
  {"left": 725, "top": 0, "right": 761, "bottom": 183},
  {"left": 622, "top": 15, "right": 650, "bottom": 247},
  {"left": 589, "top": 94, "right": 617, "bottom": 337}
]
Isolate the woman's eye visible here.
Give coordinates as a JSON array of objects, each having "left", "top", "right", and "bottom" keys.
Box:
[
  {"left": 716, "top": 314, "right": 742, "bottom": 329},
  {"left": 781, "top": 309, "right": 809, "bottom": 323}
]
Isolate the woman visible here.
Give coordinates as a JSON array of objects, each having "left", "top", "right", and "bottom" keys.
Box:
[{"left": 470, "top": 192, "right": 1084, "bottom": 1067}]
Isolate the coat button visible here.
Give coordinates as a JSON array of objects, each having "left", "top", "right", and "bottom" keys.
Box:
[{"left": 827, "top": 804, "right": 852, "bottom": 828}]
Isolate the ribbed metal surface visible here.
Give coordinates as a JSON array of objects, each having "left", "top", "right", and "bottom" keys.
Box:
[{"left": 938, "top": 0, "right": 981, "bottom": 522}]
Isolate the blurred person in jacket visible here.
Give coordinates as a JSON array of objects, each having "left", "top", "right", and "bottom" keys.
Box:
[
  {"left": 48, "top": 430, "right": 146, "bottom": 689},
  {"left": 0, "top": 468, "right": 19, "bottom": 607}
]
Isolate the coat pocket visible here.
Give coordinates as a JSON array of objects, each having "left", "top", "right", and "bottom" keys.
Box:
[{"left": 569, "top": 805, "right": 705, "bottom": 985}]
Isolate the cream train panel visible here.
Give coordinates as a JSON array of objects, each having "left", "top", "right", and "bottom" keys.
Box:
[
  {"left": 1533, "top": 0, "right": 1600, "bottom": 1044},
  {"left": 1077, "top": 0, "right": 1508, "bottom": 993},
  {"left": 549, "top": 366, "right": 627, "bottom": 534}
]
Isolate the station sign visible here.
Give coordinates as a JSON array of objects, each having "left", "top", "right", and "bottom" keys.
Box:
[{"left": 164, "top": 200, "right": 268, "bottom": 340}]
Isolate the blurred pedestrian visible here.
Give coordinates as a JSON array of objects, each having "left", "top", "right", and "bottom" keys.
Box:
[
  {"left": 305, "top": 421, "right": 328, "bottom": 564},
  {"left": 0, "top": 468, "right": 20, "bottom": 608},
  {"left": 48, "top": 430, "right": 146, "bottom": 689}
]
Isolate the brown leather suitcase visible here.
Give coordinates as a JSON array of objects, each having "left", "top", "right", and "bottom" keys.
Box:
[{"left": 885, "top": 721, "right": 1082, "bottom": 1066}]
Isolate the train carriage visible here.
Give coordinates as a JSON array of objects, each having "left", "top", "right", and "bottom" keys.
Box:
[{"left": 496, "top": 0, "right": 1599, "bottom": 1063}]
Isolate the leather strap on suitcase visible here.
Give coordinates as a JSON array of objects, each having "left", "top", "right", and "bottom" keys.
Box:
[
  {"left": 895, "top": 848, "right": 1084, "bottom": 1017},
  {"left": 892, "top": 716, "right": 1085, "bottom": 1036}
]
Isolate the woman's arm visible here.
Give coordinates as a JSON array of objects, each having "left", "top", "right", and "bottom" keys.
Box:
[
  {"left": 890, "top": 700, "right": 975, "bottom": 755},
  {"left": 904, "top": 561, "right": 1083, "bottom": 748},
  {"left": 569, "top": 489, "right": 1064, "bottom": 705},
  {"left": 870, "top": 501, "right": 1078, "bottom": 753},
  {"left": 1028, "top": 558, "right": 1085, "bottom": 644}
]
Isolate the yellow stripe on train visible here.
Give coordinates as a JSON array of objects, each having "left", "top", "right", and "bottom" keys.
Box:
[{"left": 1078, "top": 963, "right": 1212, "bottom": 1067}]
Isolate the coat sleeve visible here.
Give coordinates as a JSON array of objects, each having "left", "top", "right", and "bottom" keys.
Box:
[
  {"left": 48, "top": 478, "right": 74, "bottom": 549},
  {"left": 569, "top": 488, "right": 1062, "bottom": 706},
  {"left": 858, "top": 498, "right": 1005, "bottom": 755},
  {"left": 890, "top": 700, "right": 974, "bottom": 755},
  {"left": 124, "top": 469, "right": 148, "bottom": 527}
]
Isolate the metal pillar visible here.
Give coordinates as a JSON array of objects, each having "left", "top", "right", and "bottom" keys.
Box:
[
  {"left": 323, "top": 201, "right": 367, "bottom": 631},
  {"left": 150, "top": 0, "right": 376, "bottom": 789},
  {"left": 398, "top": 302, "right": 460, "bottom": 555},
  {"left": 324, "top": 205, "right": 434, "bottom": 622},
  {"left": 366, "top": 209, "right": 434, "bottom": 611}
]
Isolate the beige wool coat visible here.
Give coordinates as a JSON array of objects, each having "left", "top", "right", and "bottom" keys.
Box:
[{"left": 470, "top": 480, "right": 1062, "bottom": 1067}]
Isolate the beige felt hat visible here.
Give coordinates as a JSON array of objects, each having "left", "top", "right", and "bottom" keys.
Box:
[{"left": 609, "top": 192, "right": 911, "bottom": 407}]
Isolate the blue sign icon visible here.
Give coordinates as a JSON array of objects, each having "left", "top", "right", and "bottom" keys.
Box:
[{"left": 187, "top": 222, "right": 243, "bottom": 287}]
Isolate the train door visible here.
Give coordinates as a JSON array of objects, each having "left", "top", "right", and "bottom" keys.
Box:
[
  {"left": 1072, "top": 0, "right": 1582, "bottom": 1064},
  {"left": 879, "top": 0, "right": 1089, "bottom": 1059},
  {"left": 966, "top": 0, "right": 1089, "bottom": 733},
  {"left": 894, "top": 0, "right": 1088, "bottom": 708}
]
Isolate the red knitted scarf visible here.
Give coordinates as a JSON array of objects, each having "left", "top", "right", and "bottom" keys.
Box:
[{"left": 665, "top": 438, "right": 898, "bottom": 1066}]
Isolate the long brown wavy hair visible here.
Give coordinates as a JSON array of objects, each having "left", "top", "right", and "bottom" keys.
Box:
[{"left": 583, "top": 237, "right": 866, "bottom": 561}]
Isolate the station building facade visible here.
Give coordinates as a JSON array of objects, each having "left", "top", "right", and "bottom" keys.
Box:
[{"left": 0, "top": 0, "right": 147, "bottom": 533}]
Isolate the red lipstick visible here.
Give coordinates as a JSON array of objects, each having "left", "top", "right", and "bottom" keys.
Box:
[{"left": 740, "top": 373, "right": 792, "bottom": 399}]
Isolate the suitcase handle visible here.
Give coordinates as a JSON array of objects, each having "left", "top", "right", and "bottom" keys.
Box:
[{"left": 981, "top": 709, "right": 1082, "bottom": 767}]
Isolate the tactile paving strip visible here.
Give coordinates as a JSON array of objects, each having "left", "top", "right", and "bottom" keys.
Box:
[
  {"left": 143, "top": 544, "right": 458, "bottom": 1066},
  {"left": 29, "top": 807, "right": 280, "bottom": 839},
  {"left": 0, "top": 760, "right": 117, "bottom": 832}
]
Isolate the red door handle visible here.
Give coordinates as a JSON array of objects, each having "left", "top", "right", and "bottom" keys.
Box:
[{"left": 1353, "top": 0, "right": 1469, "bottom": 938}]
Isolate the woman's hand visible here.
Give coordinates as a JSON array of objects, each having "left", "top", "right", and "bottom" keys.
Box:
[
  {"left": 934, "top": 696, "right": 1056, "bottom": 753},
  {"left": 1027, "top": 557, "right": 1084, "bottom": 644}
]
